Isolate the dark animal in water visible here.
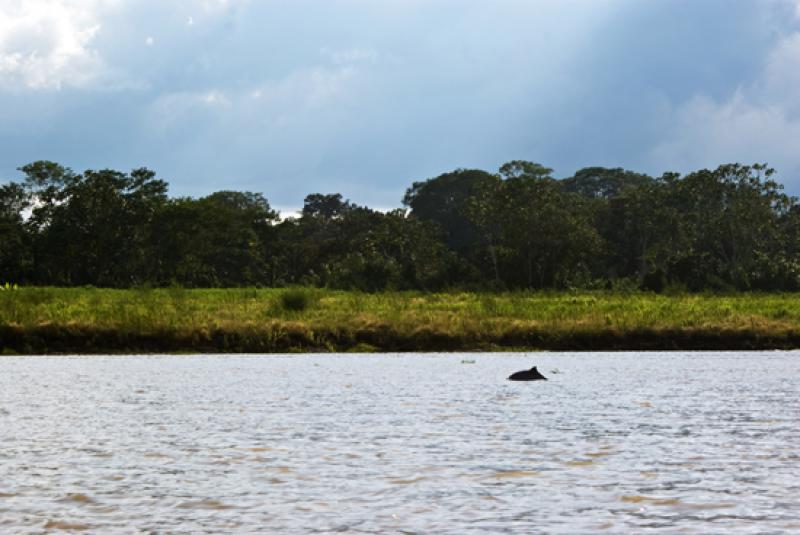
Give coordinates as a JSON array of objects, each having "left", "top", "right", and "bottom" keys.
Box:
[{"left": 508, "top": 366, "right": 548, "bottom": 381}]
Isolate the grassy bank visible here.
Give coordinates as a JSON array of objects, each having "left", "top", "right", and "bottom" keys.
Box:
[{"left": 2, "top": 287, "right": 800, "bottom": 354}]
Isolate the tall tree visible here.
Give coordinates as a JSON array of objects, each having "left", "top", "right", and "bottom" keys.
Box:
[
  {"left": 676, "top": 163, "right": 794, "bottom": 290},
  {"left": 148, "top": 191, "right": 277, "bottom": 287},
  {"left": 403, "top": 169, "right": 496, "bottom": 285},
  {"left": 0, "top": 183, "right": 32, "bottom": 282},
  {"left": 464, "top": 161, "right": 601, "bottom": 289},
  {"left": 21, "top": 162, "right": 168, "bottom": 286},
  {"left": 403, "top": 169, "right": 495, "bottom": 251},
  {"left": 603, "top": 173, "right": 686, "bottom": 289}
]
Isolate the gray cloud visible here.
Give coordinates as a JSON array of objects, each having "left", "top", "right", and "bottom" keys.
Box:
[{"left": 2, "top": 0, "right": 800, "bottom": 213}]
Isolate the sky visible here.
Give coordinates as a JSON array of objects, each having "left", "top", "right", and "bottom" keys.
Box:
[{"left": 2, "top": 0, "right": 800, "bottom": 214}]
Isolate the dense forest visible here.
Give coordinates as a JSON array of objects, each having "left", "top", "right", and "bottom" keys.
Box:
[{"left": 1, "top": 160, "right": 798, "bottom": 292}]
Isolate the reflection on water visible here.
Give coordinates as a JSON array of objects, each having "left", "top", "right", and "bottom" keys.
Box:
[{"left": 1, "top": 352, "right": 799, "bottom": 533}]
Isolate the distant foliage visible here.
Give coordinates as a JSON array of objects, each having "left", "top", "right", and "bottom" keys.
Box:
[{"left": 2, "top": 160, "right": 800, "bottom": 292}]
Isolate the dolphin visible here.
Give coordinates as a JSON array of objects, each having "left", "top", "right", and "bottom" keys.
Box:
[{"left": 507, "top": 366, "right": 548, "bottom": 381}]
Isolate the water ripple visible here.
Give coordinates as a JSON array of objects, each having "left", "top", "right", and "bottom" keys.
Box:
[{"left": 1, "top": 352, "right": 799, "bottom": 533}]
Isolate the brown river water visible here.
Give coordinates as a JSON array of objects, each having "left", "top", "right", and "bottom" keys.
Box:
[{"left": 1, "top": 352, "right": 799, "bottom": 534}]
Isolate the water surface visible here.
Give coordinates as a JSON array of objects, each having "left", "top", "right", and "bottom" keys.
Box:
[{"left": 1, "top": 352, "right": 798, "bottom": 533}]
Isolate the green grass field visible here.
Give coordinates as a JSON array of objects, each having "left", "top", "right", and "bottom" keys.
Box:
[{"left": 2, "top": 287, "right": 800, "bottom": 353}]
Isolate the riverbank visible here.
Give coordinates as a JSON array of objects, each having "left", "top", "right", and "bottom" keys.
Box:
[{"left": 2, "top": 287, "right": 800, "bottom": 353}]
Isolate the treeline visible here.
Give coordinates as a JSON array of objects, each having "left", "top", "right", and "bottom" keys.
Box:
[{"left": 2, "top": 159, "right": 799, "bottom": 292}]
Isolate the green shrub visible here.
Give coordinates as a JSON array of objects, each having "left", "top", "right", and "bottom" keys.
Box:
[{"left": 280, "top": 288, "right": 312, "bottom": 312}]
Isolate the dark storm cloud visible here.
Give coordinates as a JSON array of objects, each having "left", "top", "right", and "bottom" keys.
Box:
[{"left": 2, "top": 0, "right": 799, "bottom": 212}]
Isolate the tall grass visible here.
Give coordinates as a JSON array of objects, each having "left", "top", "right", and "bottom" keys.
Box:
[{"left": 2, "top": 287, "right": 800, "bottom": 353}]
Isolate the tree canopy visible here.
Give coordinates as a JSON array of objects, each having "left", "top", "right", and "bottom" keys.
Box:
[{"left": 2, "top": 159, "right": 799, "bottom": 292}]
